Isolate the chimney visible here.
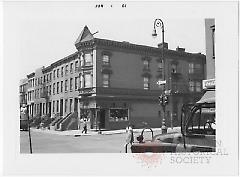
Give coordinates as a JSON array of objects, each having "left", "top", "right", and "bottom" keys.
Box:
[
  {"left": 158, "top": 42, "right": 168, "bottom": 49},
  {"left": 176, "top": 46, "right": 185, "bottom": 52}
]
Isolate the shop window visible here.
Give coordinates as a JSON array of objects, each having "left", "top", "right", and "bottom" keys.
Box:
[
  {"left": 143, "top": 77, "right": 150, "bottom": 90},
  {"left": 109, "top": 108, "right": 129, "bottom": 122}
]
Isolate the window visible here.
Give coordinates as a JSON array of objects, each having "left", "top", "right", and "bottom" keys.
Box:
[
  {"left": 49, "top": 73, "right": 52, "bottom": 81},
  {"left": 103, "top": 74, "right": 110, "bottom": 87},
  {"left": 143, "top": 60, "right": 149, "bottom": 69},
  {"left": 49, "top": 85, "right": 51, "bottom": 95},
  {"left": 53, "top": 70, "right": 56, "bottom": 79},
  {"left": 43, "top": 103, "right": 45, "bottom": 114},
  {"left": 53, "top": 101, "right": 55, "bottom": 113},
  {"left": 84, "top": 74, "right": 93, "bottom": 88},
  {"left": 75, "top": 61, "right": 79, "bottom": 72},
  {"left": 56, "top": 100, "right": 59, "bottom": 113},
  {"left": 41, "top": 77, "right": 43, "bottom": 84},
  {"left": 103, "top": 55, "right": 110, "bottom": 65},
  {"left": 44, "top": 75, "right": 46, "bottom": 83},
  {"left": 109, "top": 108, "right": 129, "bottom": 122},
  {"left": 143, "top": 77, "right": 150, "bottom": 90},
  {"left": 80, "top": 54, "right": 84, "bottom": 67},
  {"left": 189, "top": 81, "right": 194, "bottom": 92},
  {"left": 65, "top": 99, "right": 68, "bottom": 113},
  {"left": 57, "top": 69, "right": 59, "bottom": 78},
  {"left": 57, "top": 82, "right": 59, "bottom": 94},
  {"left": 158, "top": 60, "right": 163, "bottom": 70},
  {"left": 75, "top": 77, "right": 78, "bottom": 90},
  {"left": 189, "top": 63, "right": 194, "bottom": 74},
  {"left": 70, "top": 63, "right": 73, "bottom": 73},
  {"left": 65, "top": 65, "right": 68, "bottom": 75},
  {"left": 69, "top": 99, "right": 73, "bottom": 112},
  {"left": 53, "top": 83, "right": 55, "bottom": 95},
  {"left": 171, "top": 63, "right": 177, "bottom": 73},
  {"left": 65, "top": 79, "right": 68, "bottom": 91},
  {"left": 70, "top": 78, "right": 73, "bottom": 91},
  {"left": 196, "top": 81, "right": 201, "bottom": 92},
  {"left": 46, "top": 86, "right": 48, "bottom": 96},
  {"left": 61, "top": 81, "right": 63, "bottom": 93},
  {"left": 84, "top": 53, "right": 93, "bottom": 66},
  {"left": 61, "top": 67, "right": 64, "bottom": 77},
  {"left": 189, "top": 63, "right": 201, "bottom": 74}
]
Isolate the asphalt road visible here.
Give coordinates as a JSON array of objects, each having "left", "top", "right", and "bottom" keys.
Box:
[{"left": 20, "top": 130, "right": 157, "bottom": 153}]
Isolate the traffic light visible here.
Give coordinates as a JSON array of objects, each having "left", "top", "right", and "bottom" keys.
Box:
[
  {"left": 158, "top": 95, "right": 163, "bottom": 105},
  {"left": 164, "top": 95, "right": 168, "bottom": 105}
]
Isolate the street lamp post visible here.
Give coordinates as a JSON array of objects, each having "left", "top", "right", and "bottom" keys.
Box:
[{"left": 152, "top": 18, "right": 168, "bottom": 134}]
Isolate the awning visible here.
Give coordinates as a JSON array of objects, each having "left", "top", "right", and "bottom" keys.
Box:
[{"left": 197, "top": 90, "right": 215, "bottom": 104}]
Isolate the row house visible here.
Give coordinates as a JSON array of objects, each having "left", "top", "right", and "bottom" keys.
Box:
[{"left": 20, "top": 25, "right": 206, "bottom": 130}]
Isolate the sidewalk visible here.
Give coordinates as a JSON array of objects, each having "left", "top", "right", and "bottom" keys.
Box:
[{"left": 31, "top": 127, "right": 181, "bottom": 136}]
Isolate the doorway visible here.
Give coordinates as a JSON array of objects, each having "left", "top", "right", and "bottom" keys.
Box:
[
  {"left": 74, "top": 98, "right": 78, "bottom": 112},
  {"left": 99, "top": 109, "right": 105, "bottom": 129},
  {"left": 60, "top": 99, "right": 63, "bottom": 116}
]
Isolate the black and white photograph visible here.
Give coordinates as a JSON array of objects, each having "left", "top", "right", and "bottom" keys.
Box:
[{"left": 2, "top": 1, "right": 239, "bottom": 176}]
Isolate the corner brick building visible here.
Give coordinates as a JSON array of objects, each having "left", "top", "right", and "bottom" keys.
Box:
[{"left": 20, "top": 25, "right": 206, "bottom": 130}]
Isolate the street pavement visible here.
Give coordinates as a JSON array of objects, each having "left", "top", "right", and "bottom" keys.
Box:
[{"left": 20, "top": 127, "right": 181, "bottom": 153}]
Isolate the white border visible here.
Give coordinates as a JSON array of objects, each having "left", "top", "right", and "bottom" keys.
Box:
[{"left": 2, "top": 1, "right": 239, "bottom": 176}]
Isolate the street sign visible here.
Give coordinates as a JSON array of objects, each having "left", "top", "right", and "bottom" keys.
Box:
[{"left": 157, "top": 80, "right": 166, "bottom": 86}]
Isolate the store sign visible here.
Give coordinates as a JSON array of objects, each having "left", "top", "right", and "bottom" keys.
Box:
[
  {"left": 157, "top": 80, "right": 166, "bottom": 86},
  {"left": 203, "top": 79, "right": 215, "bottom": 89}
]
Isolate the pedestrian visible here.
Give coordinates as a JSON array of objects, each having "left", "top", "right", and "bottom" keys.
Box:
[
  {"left": 82, "top": 118, "right": 87, "bottom": 134},
  {"left": 126, "top": 124, "right": 134, "bottom": 145}
]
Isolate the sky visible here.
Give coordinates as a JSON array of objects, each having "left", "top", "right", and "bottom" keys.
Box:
[{"left": 4, "top": 1, "right": 209, "bottom": 81}]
